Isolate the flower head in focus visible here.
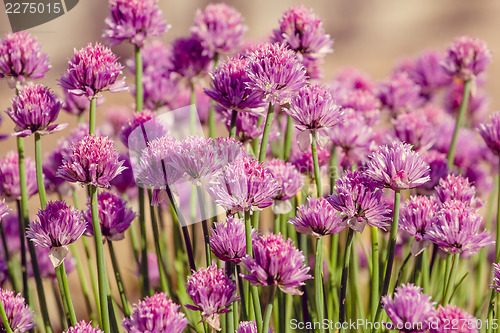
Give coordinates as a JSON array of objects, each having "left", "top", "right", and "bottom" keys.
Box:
[
  {"left": 430, "top": 305, "right": 478, "bottom": 333},
  {"left": 441, "top": 36, "right": 491, "bottom": 81},
  {"left": 289, "top": 197, "right": 345, "bottom": 237},
  {"left": 210, "top": 216, "right": 256, "bottom": 263},
  {"left": 0, "top": 288, "right": 36, "bottom": 333}
]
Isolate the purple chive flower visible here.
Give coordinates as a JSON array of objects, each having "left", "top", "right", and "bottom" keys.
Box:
[
  {"left": 444, "top": 80, "right": 489, "bottom": 128},
  {"left": 289, "top": 143, "right": 330, "bottom": 176},
  {"left": 479, "top": 111, "right": 500, "bottom": 156},
  {"left": 441, "top": 36, "right": 491, "bottom": 81},
  {"left": 434, "top": 174, "right": 482, "bottom": 209},
  {"left": 376, "top": 72, "right": 424, "bottom": 116},
  {"left": 61, "top": 88, "right": 101, "bottom": 116},
  {"left": 209, "top": 216, "right": 255, "bottom": 263},
  {"left": 191, "top": 3, "right": 247, "bottom": 57},
  {"left": 217, "top": 106, "right": 263, "bottom": 142},
  {"left": 123, "top": 292, "right": 188, "bottom": 333},
  {"left": 241, "top": 233, "right": 312, "bottom": 295},
  {"left": 0, "top": 151, "right": 38, "bottom": 201},
  {"left": 0, "top": 200, "right": 9, "bottom": 220},
  {"left": 213, "top": 137, "right": 247, "bottom": 165},
  {"left": 332, "top": 86, "right": 381, "bottom": 126},
  {"left": 26, "top": 201, "right": 85, "bottom": 267},
  {"left": 365, "top": 141, "right": 430, "bottom": 191},
  {"left": 430, "top": 305, "right": 478, "bottom": 333},
  {"left": 185, "top": 265, "right": 238, "bottom": 331},
  {"left": 382, "top": 283, "right": 437, "bottom": 333},
  {"left": 59, "top": 43, "right": 127, "bottom": 99},
  {"left": 170, "top": 37, "right": 211, "bottom": 81},
  {"left": 33, "top": 246, "right": 76, "bottom": 280},
  {"left": 0, "top": 288, "right": 36, "bottom": 332},
  {"left": 83, "top": 191, "right": 136, "bottom": 241},
  {"left": 205, "top": 56, "right": 265, "bottom": 113},
  {"left": 246, "top": 42, "right": 308, "bottom": 105},
  {"left": 271, "top": 5, "right": 333, "bottom": 79},
  {"left": 207, "top": 156, "right": 281, "bottom": 215},
  {"left": 289, "top": 197, "right": 345, "bottom": 237},
  {"left": 118, "top": 109, "right": 168, "bottom": 148},
  {"left": 425, "top": 200, "right": 494, "bottom": 256},
  {"left": 400, "top": 196, "right": 438, "bottom": 255},
  {"left": 392, "top": 111, "right": 435, "bottom": 151},
  {"left": 103, "top": 0, "right": 169, "bottom": 47},
  {"left": 327, "top": 170, "right": 391, "bottom": 232},
  {"left": 416, "top": 150, "right": 448, "bottom": 195},
  {"left": 0, "top": 31, "right": 51, "bottom": 85},
  {"left": 0, "top": 214, "right": 21, "bottom": 254},
  {"left": 5, "top": 83, "right": 66, "bottom": 137},
  {"left": 57, "top": 135, "right": 126, "bottom": 188},
  {"left": 490, "top": 263, "right": 500, "bottom": 293},
  {"left": 64, "top": 321, "right": 104, "bottom": 333},
  {"left": 265, "top": 158, "right": 304, "bottom": 213},
  {"left": 286, "top": 84, "right": 343, "bottom": 151},
  {"left": 237, "top": 321, "right": 274, "bottom": 333},
  {"left": 110, "top": 153, "right": 137, "bottom": 195}
]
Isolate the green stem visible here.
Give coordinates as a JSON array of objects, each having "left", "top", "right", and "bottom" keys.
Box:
[
  {"left": 190, "top": 81, "right": 197, "bottom": 135},
  {"left": 196, "top": 187, "right": 212, "bottom": 265},
  {"left": 315, "top": 237, "right": 325, "bottom": 333},
  {"left": 108, "top": 241, "right": 131, "bottom": 317},
  {"left": 329, "top": 145, "right": 338, "bottom": 194},
  {"left": 261, "top": 286, "right": 277, "bottom": 333},
  {"left": 311, "top": 130, "right": 322, "bottom": 197},
  {"left": 283, "top": 115, "right": 294, "bottom": 161},
  {"left": 90, "top": 185, "right": 110, "bottom": 333},
  {"left": 34, "top": 133, "right": 46, "bottom": 208},
  {"left": 138, "top": 189, "right": 150, "bottom": 296},
  {"left": 339, "top": 228, "right": 354, "bottom": 328},
  {"left": 495, "top": 158, "right": 500, "bottom": 263},
  {"left": 229, "top": 110, "right": 238, "bottom": 138},
  {"left": 0, "top": 299, "right": 13, "bottom": 333},
  {"left": 147, "top": 190, "right": 169, "bottom": 293},
  {"left": 226, "top": 262, "right": 235, "bottom": 333},
  {"left": 370, "top": 226, "right": 379, "bottom": 320},
  {"left": 89, "top": 98, "right": 97, "bottom": 135},
  {"left": 258, "top": 102, "right": 275, "bottom": 163},
  {"left": 15, "top": 200, "right": 28, "bottom": 302},
  {"left": 69, "top": 243, "right": 94, "bottom": 319},
  {"left": 394, "top": 252, "right": 412, "bottom": 291},
  {"left": 442, "top": 253, "right": 460, "bottom": 305},
  {"left": 245, "top": 211, "right": 263, "bottom": 331},
  {"left": 135, "top": 44, "right": 143, "bottom": 113},
  {"left": 55, "top": 262, "right": 77, "bottom": 326},
  {"left": 0, "top": 224, "right": 18, "bottom": 291},
  {"left": 421, "top": 249, "right": 430, "bottom": 295},
  {"left": 83, "top": 236, "right": 101, "bottom": 321},
  {"left": 446, "top": 79, "right": 471, "bottom": 169},
  {"left": 208, "top": 52, "right": 219, "bottom": 138}
]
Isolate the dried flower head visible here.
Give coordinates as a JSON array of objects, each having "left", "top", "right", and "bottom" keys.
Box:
[
  {"left": 441, "top": 36, "right": 491, "bottom": 81},
  {"left": 0, "top": 288, "right": 36, "bottom": 332}
]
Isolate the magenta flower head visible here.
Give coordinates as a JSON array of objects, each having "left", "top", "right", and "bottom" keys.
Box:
[
  {"left": 392, "top": 111, "right": 435, "bottom": 152},
  {"left": 289, "top": 197, "right": 345, "bottom": 237},
  {"left": 430, "top": 305, "right": 478, "bottom": 333},
  {"left": 425, "top": 200, "right": 494, "bottom": 256},
  {"left": 441, "top": 36, "right": 491, "bottom": 81},
  {"left": 246, "top": 42, "right": 308, "bottom": 105},
  {"left": 103, "top": 0, "right": 169, "bottom": 47},
  {"left": 205, "top": 56, "right": 265, "bottom": 113},
  {"left": 382, "top": 283, "right": 437, "bottom": 333},
  {"left": 479, "top": 111, "right": 500, "bottom": 156},
  {"left": 218, "top": 107, "right": 264, "bottom": 142},
  {"left": 490, "top": 263, "right": 500, "bottom": 293},
  {"left": 286, "top": 84, "right": 343, "bottom": 150},
  {"left": 83, "top": 191, "right": 136, "bottom": 241},
  {"left": 241, "top": 233, "right": 312, "bottom": 295},
  {"left": 59, "top": 43, "right": 127, "bottom": 99},
  {"left": 365, "top": 141, "right": 430, "bottom": 191},
  {"left": 434, "top": 174, "right": 482, "bottom": 209},
  {"left": 327, "top": 170, "right": 391, "bottom": 232},
  {"left": 0, "top": 31, "right": 51, "bottom": 85},
  {"left": 210, "top": 216, "right": 256, "bottom": 263},
  {"left": 64, "top": 321, "right": 104, "bottom": 333},
  {"left": 6, "top": 83, "right": 66, "bottom": 137},
  {"left": 0, "top": 288, "right": 36, "bottom": 332},
  {"left": 185, "top": 265, "right": 238, "bottom": 331},
  {"left": 62, "top": 88, "right": 95, "bottom": 116},
  {"left": 0, "top": 151, "right": 38, "bottom": 201},
  {"left": 119, "top": 109, "right": 168, "bottom": 148},
  {"left": 237, "top": 321, "right": 274, "bottom": 333},
  {"left": 207, "top": 155, "right": 281, "bottom": 215},
  {"left": 376, "top": 72, "right": 423, "bottom": 116},
  {"left": 400, "top": 195, "right": 438, "bottom": 255},
  {"left": 57, "top": 135, "right": 126, "bottom": 188},
  {"left": 265, "top": 158, "right": 304, "bottom": 213},
  {"left": 26, "top": 200, "right": 86, "bottom": 267},
  {"left": 123, "top": 292, "right": 188, "bottom": 333},
  {"left": 170, "top": 37, "right": 211, "bottom": 81},
  {"left": 33, "top": 246, "right": 76, "bottom": 280},
  {"left": 416, "top": 150, "right": 448, "bottom": 195},
  {"left": 191, "top": 3, "right": 247, "bottom": 57}
]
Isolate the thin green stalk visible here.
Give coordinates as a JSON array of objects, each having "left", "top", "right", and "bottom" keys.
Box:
[
  {"left": 229, "top": 110, "right": 238, "bottom": 138},
  {"left": 108, "top": 241, "right": 131, "bottom": 317},
  {"left": 190, "top": 81, "right": 197, "bottom": 134},
  {"left": 245, "top": 211, "right": 263, "bottom": 331},
  {"left": 311, "top": 130, "right": 322, "bottom": 197},
  {"left": 446, "top": 79, "right": 471, "bottom": 169},
  {"left": 147, "top": 190, "right": 169, "bottom": 293},
  {"left": 258, "top": 102, "right": 275, "bottom": 163},
  {"left": 89, "top": 98, "right": 97, "bottom": 135},
  {"left": 34, "top": 133, "right": 47, "bottom": 207},
  {"left": 196, "top": 187, "right": 212, "bottom": 265},
  {"left": 0, "top": 224, "right": 18, "bottom": 291},
  {"left": 55, "top": 262, "right": 77, "bottom": 326},
  {"left": 83, "top": 236, "right": 101, "bottom": 321},
  {"left": 89, "top": 185, "right": 110, "bottom": 333},
  {"left": 495, "top": 158, "right": 500, "bottom": 262},
  {"left": 138, "top": 189, "right": 150, "bottom": 296},
  {"left": 208, "top": 53, "right": 219, "bottom": 138},
  {"left": 15, "top": 200, "right": 28, "bottom": 301},
  {"left": 315, "top": 237, "right": 325, "bottom": 333},
  {"left": 421, "top": 249, "right": 430, "bottom": 295},
  {"left": 370, "top": 226, "right": 379, "bottom": 320},
  {"left": 373, "top": 189, "right": 401, "bottom": 331},
  {"left": 226, "top": 262, "right": 234, "bottom": 333},
  {"left": 329, "top": 145, "right": 338, "bottom": 194},
  {"left": 69, "top": 243, "right": 93, "bottom": 319},
  {"left": 51, "top": 282, "right": 67, "bottom": 330},
  {"left": 350, "top": 242, "right": 365, "bottom": 331},
  {"left": 135, "top": 44, "right": 143, "bottom": 113},
  {"left": 236, "top": 265, "right": 248, "bottom": 321},
  {"left": 283, "top": 115, "right": 294, "bottom": 161},
  {"left": 442, "top": 253, "right": 460, "bottom": 305},
  {"left": 339, "top": 228, "right": 354, "bottom": 328},
  {"left": 394, "top": 252, "right": 412, "bottom": 291},
  {"left": 0, "top": 299, "right": 13, "bottom": 333},
  {"left": 261, "top": 286, "right": 277, "bottom": 333}
]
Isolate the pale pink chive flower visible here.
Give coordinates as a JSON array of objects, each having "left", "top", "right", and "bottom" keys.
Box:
[
  {"left": 170, "top": 37, "right": 212, "bottom": 81},
  {"left": 441, "top": 36, "right": 491, "bottom": 81},
  {"left": 59, "top": 43, "right": 127, "bottom": 99},
  {"left": 365, "top": 141, "right": 430, "bottom": 191},
  {"left": 400, "top": 196, "right": 438, "bottom": 255},
  {"left": 237, "top": 321, "right": 275, "bottom": 333},
  {"left": 83, "top": 191, "right": 136, "bottom": 241},
  {"left": 207, "top": 156, "right": 281, "bottom": 215},
  {"left": 490, "top": 263, "right": 500, "bottom": 293},
  {"left": 327, "top": 170, "right": 391, "bottom": 233},
  {"left": 57, "top": 135, "right": 126, "bottom": 188},
  {"left": 209, "top": 216, "right": 256, "bottom": 263},
  {"left": 0, "top": 288, "right": 36, "bottom": 332},
  {"left": 64, "top": 321, "right": 104, "bottom": 333},
  {"left": 241, "top": 233, "right": 312, "bottom": 295},
  {"left": 246, "top": 42, "right": 308, "bottom": 105},
  {"left": 191, "top": 3, "right": 247, "bottom": 57},
  {"left": 289, "top": 197, "right": 345, "bottom": 237},
  {"left": 392, "top": 111, "right": 435, "bottom": 151},
  {"left": 376, "top": 72, "right": 424, "bottom": 116},
  {"left": 479, "top": 111, "right": 500, "bottom": 156},
  {"left": 27, "top": 201, "right": 86, "bottom": 267},
  {"left": 0, "top": 31, "right": 51, "bottom": 85},
  {"left": 6, "top": 83, "right": 66, "bottom": 137},
  {"left": 185, "top": 265, "right": 238, "bottom": 331},
  {"left": 430, "top": 305, "right": 478, "bottom": 333},
  {"left": 205, "top": 56, "right": 265, "bottom": 113},
  {"left": 103, "top": 0, "right": 169, "bottom": 47},
  {"left": 0, "top": 151, "right": 38, "bottom": 201},
  {"left": 425, "top": 200, "right": 494, "bottom": 256},
  {"left": 123, "top": 292, "right": 188, "bottom": 333},
  {"left": 382, "top": 283, "right": 437, "bottom": 333},
  {"left": 286, "top": 84, "right": 343, "bottom": 151},
  {"left": 434, "top": 174, "right": 482, "bottom": 209},
  {"left": 265, "top": 158, "right": 304, "bottom": 213},
  {"left": 213, "top": 137, "right": 248, "bottom": 165}
]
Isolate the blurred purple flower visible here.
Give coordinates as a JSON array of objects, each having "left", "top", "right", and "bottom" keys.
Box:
[
  {"left": 0, "top": 288, "right": 36, "bottom": 332},
  {"left": 62, "top": 88, "right": 102, "bottom": 116},
  {"left": 266, "top": 158, "right": 304, "bottom": 213},
  {"left": 289, "top": 143, "right": 330, "bottom": 176},
  {"left": 400, "top": 195, "right": 438, "bottom": 255},
  {"left": 110, "top": 153, "right": 137, "bottom": 195},
  {"left": 0, "top": 200, "right": 9, "bottom": 221},
  {"left": 376, "top": 72, "right": 424, "bottom": 116},
  {"left": 0, "top": 213, "right": 21, "bottom": 254},
  {"left": 491, "top": 263, "right": 500, "bottom": 293},
  {"left": 392, "top": 111, "right": 435, "bottom": 151},
  {"left": 170, "top": 37, "right": 211, "bottom": 81},
  {"left": 64, "top": 321, "right": 104, "bottom": 333},
  {"left": 237, "top": 321, "right": 274, "bottom": 333},
  {"left": 434, "top": 174, "right": 482, "bottom": 209},
  {"left": 444, "top": 80, "right": 490, "bottom": 128},
  {"left": 0, "top": 151, "right": 38, "bottom": 201},
  {"left": 441, "top": 36, "right": 491, "bottom": 81},
  {"left": 416, "top": 150, "right": 448, "bottom": 195},
  {"left": 430, "top": 305, "right": 478, "bottom": 333},
  {"left": 210, "top": 216, "right": 256, "bottom": 263},
  {"left": 289, "top": 197, "right": 345, "bottom": 237},
  {"left": 119, "top": 109, "right": 168, "bottom": 148},
  {"left": 218, "top": 106, "right": 263, "bottom": 142},
  {"left": 479, "top": 111, "right": 500, "bottom": 156}
]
